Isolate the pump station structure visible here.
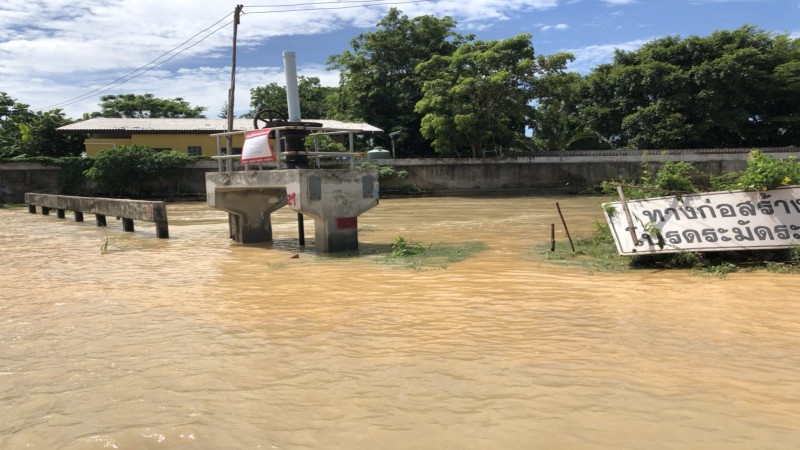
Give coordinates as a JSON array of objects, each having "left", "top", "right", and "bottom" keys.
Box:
[{"left": 204, "top": 51, "right": 380, "bottom": 253}]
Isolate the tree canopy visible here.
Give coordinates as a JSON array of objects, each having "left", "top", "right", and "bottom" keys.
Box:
[
  {"left": 578, "top": 25, "right": 800, "bottom": 149},
  {"left": 90, "top": 93, "right": 207, "bottom": 118},
  {"left": 247, "top": 76, "right": 336, "bottom": 120},
  {"left": 416, "top": 34, "right": 541, "bottom": 157},
  {"left": 1, "top": 92, "right": 84, "bottom": 158},
  {"left": 327, "top": 8, "right": 466, "bottom": 157}
]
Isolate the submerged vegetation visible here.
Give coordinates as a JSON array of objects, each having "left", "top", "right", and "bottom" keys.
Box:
[{"left": 384, "top": 236, "right": 486, "bottom": 270}]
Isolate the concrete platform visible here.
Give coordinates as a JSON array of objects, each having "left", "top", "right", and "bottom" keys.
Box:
[{"left": 206, "top": 168, "right": 379, "bottom": 252}]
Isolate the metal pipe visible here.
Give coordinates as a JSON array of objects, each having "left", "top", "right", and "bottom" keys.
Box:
[{"left": 283, "top": 51, "right": 301, "bottom": 122}]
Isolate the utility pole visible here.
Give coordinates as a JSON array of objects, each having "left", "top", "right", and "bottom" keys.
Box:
[
  {"left": 226, "top": 5, "right": 243, "bottom": 239},
  {"left": 226, "top": 4, "right": 243, "bottom": 168}
]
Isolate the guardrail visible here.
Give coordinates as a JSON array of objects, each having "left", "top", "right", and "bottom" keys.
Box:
[{"left": 24, "top": 193, "right": 169, "bottom": 238}]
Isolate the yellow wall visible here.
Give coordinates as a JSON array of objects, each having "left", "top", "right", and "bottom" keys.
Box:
[{"left": 84, "top": 133, "right": 246, "bottom": 157}]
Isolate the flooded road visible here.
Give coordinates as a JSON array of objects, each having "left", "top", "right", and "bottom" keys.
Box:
[{"left": 2, "top": 196, "right": 799, "bottom": 449}]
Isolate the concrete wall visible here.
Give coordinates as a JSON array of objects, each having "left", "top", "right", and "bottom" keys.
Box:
[
  {"left": 373, "top": 148, "right": 800, "bottom": 195},
  {"left": 0, "top": 160, "right": 219, "bottom": 204},
  {"left": 3, "top": 148, "right": 798, "bottom": 203}
]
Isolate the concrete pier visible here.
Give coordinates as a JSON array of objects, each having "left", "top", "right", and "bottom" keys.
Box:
[
  {"left": 206, "top": 169, "right": 378, "bottom": 252},
  {"left": 24, "top": 193, "right": 169, "bottom": 238}
]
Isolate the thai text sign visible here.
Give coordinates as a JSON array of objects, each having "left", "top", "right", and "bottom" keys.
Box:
[
  {"left": 240, "top": 129, "right": 275, "bottom": 165},
  {"left": 603, "top": 186, "right": 800, "bottom": 255}
]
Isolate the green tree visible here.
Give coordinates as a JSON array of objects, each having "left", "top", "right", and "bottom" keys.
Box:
[
  {"left": 247, "top": 76, "right": 336, "bottom": 120},
  {"left": 527, "top": 53, "right": 612, "bottom": 151},
  {"left": 415, "top": 34, "right": 538, "bottom": 157},
  {"left": 581, "top": 25, "right": 800, "bottom": 149},
  {"left": 1, "top": 92, "right": 34, "bottom": 157},
  {"left": 1, "top": 92, "right": 84, "bottom": 158},
  {"left": 15, "top": 110, "right": 86, "bottom": 157},
  {"left": 90, "top": 93, "right": 207, "bottom": 118},
  {"left": 327, "top": 8, "right": 466, "bottom": 157}
]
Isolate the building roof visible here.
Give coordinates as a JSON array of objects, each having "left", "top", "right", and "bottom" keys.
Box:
[{"left": 57, "top": 118, "right": 383, "bottom": 134}]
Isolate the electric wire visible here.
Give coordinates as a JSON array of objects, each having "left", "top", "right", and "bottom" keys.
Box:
[
  {"left": 36, "top": 0, "right": 432, "bottom": 113},
  {"left": 244, "top": 0, "right": 429, "bottom": 8},
  {"left": 244, "top": 0, "right": 430, "bottom": 13},
  {"left": 36, "top": 12, "right": 235, "bottom": 111}
]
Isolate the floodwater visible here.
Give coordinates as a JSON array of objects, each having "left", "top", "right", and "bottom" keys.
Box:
[{"left": 1, "top": 196, "right": 799, "bottom": 449}]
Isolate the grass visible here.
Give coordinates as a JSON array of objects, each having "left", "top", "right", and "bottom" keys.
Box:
[
  {"left": 383, "top": 237, "right": 487, "bottom": 270},
  {"left": 543, "top": 221, "right": 631, "bottom": 273},
  {"left": 541, "top": 221, "right": 800, "bottom": 277}
]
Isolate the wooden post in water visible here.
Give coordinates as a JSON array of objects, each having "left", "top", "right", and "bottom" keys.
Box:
[
  {"left": 550, "top": 223, "right": 555, "bottom": 252},
  {"left": 556, "top": 202, "right": 575, "bottom": 252}
]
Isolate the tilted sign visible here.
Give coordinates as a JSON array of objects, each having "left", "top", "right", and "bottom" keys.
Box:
[
  {"left": 240, "top": 129, "right": 276, "bottom": 165},
  {"left": 603, "top": 186, "right": 800, "bottom": 255}
]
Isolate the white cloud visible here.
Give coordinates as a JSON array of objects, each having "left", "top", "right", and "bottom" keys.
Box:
[
  {"left": 565, "top": 38, "right": 650, "bottom": 73},
  {"left": 541, "top": 23, "right": 570, "bottom": 31}
]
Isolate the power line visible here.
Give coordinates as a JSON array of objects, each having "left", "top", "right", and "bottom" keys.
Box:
[
  {"left": 36, "top": 12, "right": 235, "bottom": 112},
  {"left": 244, "top": 0, "right": 430, "bottom": 13},
  {"left": 245, "top": 0, "right": 428, "bottom": 7},
  {"left": 36, "top": 0, "right": 432, "bottom": 113}
]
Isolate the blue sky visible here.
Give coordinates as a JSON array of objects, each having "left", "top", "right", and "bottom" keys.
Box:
[{"left": 1, "top": 0, "right": 798, "bottom": 120}]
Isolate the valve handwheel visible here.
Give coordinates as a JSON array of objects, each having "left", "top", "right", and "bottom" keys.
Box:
[{"left": 253, "top": 109, "right": 288, "bottom": 129}]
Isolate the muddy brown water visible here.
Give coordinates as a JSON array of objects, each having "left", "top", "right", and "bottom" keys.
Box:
[{"left": 2, "top": 196, "right": 799, "bottom": 449}]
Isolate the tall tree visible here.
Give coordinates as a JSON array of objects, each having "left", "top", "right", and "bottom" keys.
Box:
[
  {"left": 327, "top": 8, "right": 466, "bottom": 157},
  {"left": 581, "top": 25, "right": 800, "bottom": 149},
  {"left": 528, "top": 54, "right": 611, "bottom": 151},
  {"left": 415, "top": 34, "right": 538, "bottom": 158},
  {"left": 15, "top": 110, "right": 85, "bottom": 157},
  {"left": 247, "top": 76, "right": 336, "bottom": 120},
  {"left": 90, "top": 93, "right": 207, "bottom": 118},
  {"left": 0, "top": 92, "right": 83, "bottom": 158}
]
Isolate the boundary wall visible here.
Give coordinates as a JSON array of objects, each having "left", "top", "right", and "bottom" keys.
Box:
[{"left": 2, "top": 148, "right": 798, "bottom": 203}]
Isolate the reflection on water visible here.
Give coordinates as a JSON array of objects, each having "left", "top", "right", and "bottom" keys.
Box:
[{"left": 2, "top": 197, "right": 799, "bottom": 449}]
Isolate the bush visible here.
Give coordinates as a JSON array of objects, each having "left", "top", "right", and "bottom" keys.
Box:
[
  {"left": 84, "top": 145, "right": 192, "bottom": 198},
  {"left": 711, "top": 150, "right": 800, "bottom": 191},
  {"left": 357, "top": 162, "right": 409, "bottom": 181},
  {"left": 603, "top": 159, "right": 700, "bottom": 200}
]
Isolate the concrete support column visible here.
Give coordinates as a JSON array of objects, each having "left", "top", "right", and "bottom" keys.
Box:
[
  {"left": 42, "top": 206, "right": 50, "bottom": 215},
  {"left": 96, "top": 214, "right": 106, "bottom": 227},
  {"left": 28, "top": 205, "right": 36, "bottom": 214},
  {"left": 213, "top": 188, "right": 287, "bottom": 244},
  {"left": 74, "top": 211, "right": 84, "bottom": 222},
  {"left": 155, "top": 220, "right": 169, "bottom": 239},
  {"left": 314, "top": 216, "right": 359, "bottom": 253},
  {"left": 57, "top": 209, "right": 65, "bottom": 219},
  {"left": 122, "top": 218, "right": 134, "bottom": 232}
]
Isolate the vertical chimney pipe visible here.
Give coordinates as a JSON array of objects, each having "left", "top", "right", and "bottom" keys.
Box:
[{"left": 283, "top": 51, "right": 301, "bottom": 122}]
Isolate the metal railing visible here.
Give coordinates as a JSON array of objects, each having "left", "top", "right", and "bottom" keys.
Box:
[{"left": 210, "top": 125, "right": 367, "bottom": 172}]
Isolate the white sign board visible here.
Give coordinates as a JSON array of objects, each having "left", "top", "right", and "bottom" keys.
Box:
[
  {"left": 603, "top": 186, "right": 800, "bottom": 255},
  {"left": 240, "top": 129, "right": 275, "bottom": 165}
]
